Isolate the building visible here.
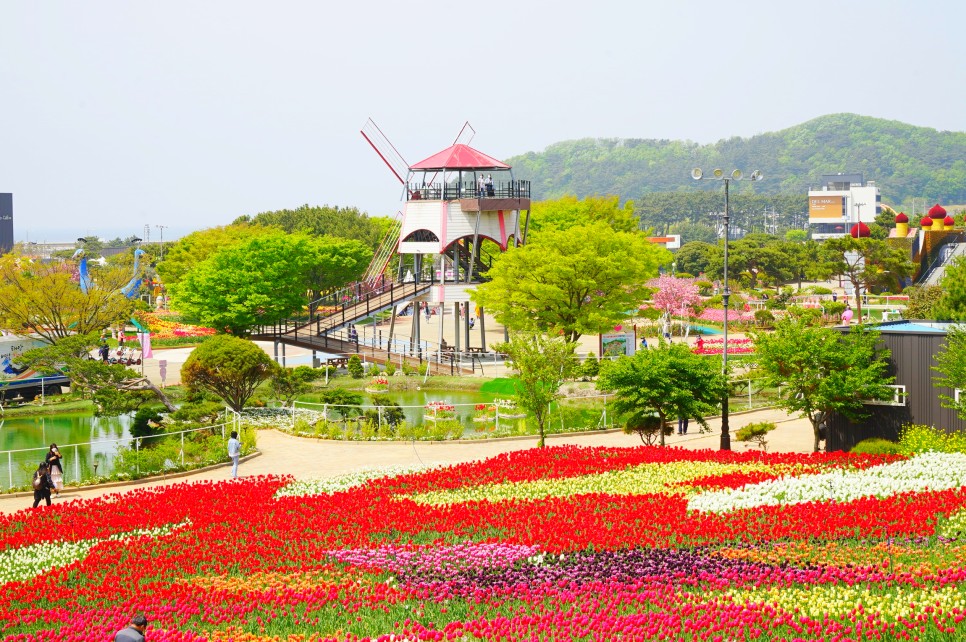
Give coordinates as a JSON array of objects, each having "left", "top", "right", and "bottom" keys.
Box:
[
  {"left": 808, "top": 173, "right": 881, "bottom": 240},
  {"left": 0, "top": 194, "right": 12, "bottom": 254},
  {"left": 827, "top": 320, "right": 965, "bottom": 451}
]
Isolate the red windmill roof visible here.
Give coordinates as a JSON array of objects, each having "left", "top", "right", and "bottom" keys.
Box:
[
  {"left": 921, "top": 216, "right": 933, "bottom": 227},
  {"left": 895, "top": 212, "right": 909, "bottom": 223},
  {"left": 929, "top": 203, "right": 947, "bottom": 219},
  {"left": 409, "top": 144, "right": 511, "bottom": 171}
]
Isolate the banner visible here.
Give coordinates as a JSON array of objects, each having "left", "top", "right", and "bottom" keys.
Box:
[
  {"left": 139, "top": 332, "right": 153, "bottom": 359},
  {"left": 809, "top": 195, "right": 845, "bottom": 220}
]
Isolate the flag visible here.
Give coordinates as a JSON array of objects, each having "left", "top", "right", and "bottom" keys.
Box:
[{"left": 139, "top": 332, "right": 153, "bottom": 359}]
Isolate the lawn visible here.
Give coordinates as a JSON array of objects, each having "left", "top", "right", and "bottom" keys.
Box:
[{"left": 3, "top": 446, "right": 966, "bottom": 640}]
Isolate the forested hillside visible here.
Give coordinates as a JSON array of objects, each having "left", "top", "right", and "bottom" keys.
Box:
[{"left": 507, "top": 114, "right": 966, "bottom": 208}]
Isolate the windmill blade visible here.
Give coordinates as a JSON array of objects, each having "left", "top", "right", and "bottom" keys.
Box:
[
  {"left": 361, "top": 118, "right": 409, "bottom": 185},
  {"left": 453, "top": 121, "right": 475, "bottom": 146}
]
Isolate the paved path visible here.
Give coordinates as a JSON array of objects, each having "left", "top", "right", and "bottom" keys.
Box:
[{"left": 0, "top": 407, "right": 816, "bottom": 515}]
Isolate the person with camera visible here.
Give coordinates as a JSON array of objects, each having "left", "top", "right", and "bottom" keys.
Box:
[
  {"left": 32, "top": 462, "right": 55, "bottom": 508},
  {"left": 45, "top": 443, "right": 64, "bottom": 497}
]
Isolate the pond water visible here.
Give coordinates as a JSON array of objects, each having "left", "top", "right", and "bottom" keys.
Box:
[{"left": 0, "top": 413, "right": 133, "bottom": 490}]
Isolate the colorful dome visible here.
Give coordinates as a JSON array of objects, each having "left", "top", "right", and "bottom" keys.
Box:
[
  {"left": 929, "top": 203, "right": 947, "bottom": 219},
  {"left": 921, "top": 217, "right": 934, "bottom": 227},
  {"left": 945, "top": 215, "right": 956, "bottom": 226},
  {"left": 895, "top": 212, "right": 909, "bottom": 223},
  {"left": 850, "top": 222, "right": 871, "bottom": 238}
]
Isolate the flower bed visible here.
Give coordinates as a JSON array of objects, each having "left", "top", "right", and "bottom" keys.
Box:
[
  {"left": 692, "top": 337, "right": 756, "bottom": 355},
  {"left": 423, "top": 400, "right": 455, "bottom": 421},
  {"left": 10, "top": 446, "right": 966, "bottom": 639},
  {"left": 140, "top": 311, "right": 216, "bottom": 340},
  {"left": 364, "top": 376, "right": 389, "bottom": 393}
]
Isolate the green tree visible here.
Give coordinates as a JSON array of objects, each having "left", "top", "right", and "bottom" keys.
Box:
[
  {"left": 785, "top": 229, "right": 808, "bottom": 243},
  {"left": 529, "top": 195, "right": 638, "bottom": 235},
  {"left": 597, "top": 342, "right": 725, "bottom": 447},
  {"left": 158, "top": 223, "right": 280, "bottom": 287},
  {"left": 933, "top": 256, "right": 966, "bottom": 321},
  {"left": 933, "top": 327, "right": 966, "bottom": 418},
  {"left": 753, "top": 319, "right": 895, "bottom": 452},
  {"left": 822, "top": 236, "right": 914, "bottom": 322},
  {"left": 495, "top": 334, "right": 575, "bottom": 448},
  {"left": 181, "top": 335, "right": 278, "bottom": 412},
  {"left": 270, "top": 366, "right": 318, "bottom": 404},
  {"left": 473, "top": 223, "right": 670, "bottom": 342},
  {"left": 904, "top": 284, "right": 944, "bottom": 319},
  {"left": 673, "top": 241, "right": 715, "bottom": 277},
  {"left": 240, "top": 204, "right": 391, "bottom": 250},
  {"left": 0, "top": 254, "right": 136, "bottom": 344},
  {"left": 170, "top": 232, "right": 368, "bottom": 335}
]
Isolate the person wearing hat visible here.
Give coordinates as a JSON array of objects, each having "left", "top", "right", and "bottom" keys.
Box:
[
  {"left": 32, "top": 462, "right": 55, "bottom": 508},
  {"left": 114, "top": 614, "right": 148, "bottom": 641}
]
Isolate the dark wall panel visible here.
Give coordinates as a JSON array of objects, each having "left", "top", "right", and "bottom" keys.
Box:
[{"left": 0, "top": 194, "right": 12, "bottom": 254}]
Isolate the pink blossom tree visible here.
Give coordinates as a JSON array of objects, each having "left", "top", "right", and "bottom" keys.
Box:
[{"left": 649, "top": 276, "right": 702, "bottom": 338}]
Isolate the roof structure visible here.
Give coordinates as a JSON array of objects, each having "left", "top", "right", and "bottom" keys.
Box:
[{"left": 409, "top": 144, "right": 510, "bottom": 171}]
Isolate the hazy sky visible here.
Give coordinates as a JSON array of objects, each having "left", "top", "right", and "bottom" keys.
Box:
[{"left": 2, "top": 1, "right": 964, "bottom": 242}]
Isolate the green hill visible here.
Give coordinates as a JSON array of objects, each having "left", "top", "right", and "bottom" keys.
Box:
[{"left": 506, "top": 114, "right": 966, "bottom": 207}]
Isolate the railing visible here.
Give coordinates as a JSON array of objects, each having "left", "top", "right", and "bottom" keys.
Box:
[
  {"left": 407, "top": 180, "right": 531, "bottom": 202},
  {"left": 0, "top": 420, "right": 237, "bottom": 492}
]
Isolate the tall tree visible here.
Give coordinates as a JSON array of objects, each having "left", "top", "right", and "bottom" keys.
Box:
[
  {"left": 597, "top": 342, "right": 725, "bottom": 447},
  {"left": 240, "top": 204, "right": 391, "bottom": 250},
  {"left": 158, "top": 223, "right": 280, "bottom": 287},
  {"left": 0, "top": 254, "right": 135, "bottom": 344},
  {"left": 933, "top": 256, "right": 966, "bottom": 321},
  {"left": 473, "top": 222, "right": 670, "bottom": 342},
  {"left": 182, "top": 335, "right": 278, "bottom": 412},
  {"left": 933, "top": 326, "right": 966, "bottom": 418},
  {"left": 650, "top": 276, "right": 701, "bottom": 336},
  {"left": 529, "top": 195, "right": 638, "bottom": 235},
  {"left": 822, "top": 236, "right": 914, "bottom": 322},
  {"left": 753, "top": 319, "right": 895, "bottom": 452},
  {"left": 170, "top": 232, "right": 368, "bottom": 335},
  {"left": 494, "top": 334, "right": 574, "bottom": 448}
]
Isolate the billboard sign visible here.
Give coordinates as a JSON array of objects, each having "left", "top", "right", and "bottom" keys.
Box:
[{"left": 809, "top": 195, "right": 845, "bottom": 221}]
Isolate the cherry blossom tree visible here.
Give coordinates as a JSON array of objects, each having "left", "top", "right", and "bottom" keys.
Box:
[{"left": 649, "top": 276, "right": 702, "bottom": 338}]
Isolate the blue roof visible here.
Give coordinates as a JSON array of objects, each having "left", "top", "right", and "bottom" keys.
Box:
[{"left": 873, "top": 321, "right": 955, "bottom": 334}]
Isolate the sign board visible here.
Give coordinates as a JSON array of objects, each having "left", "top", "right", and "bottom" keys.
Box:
[
  {"left": 600, "top": 332, "right": 635, "bottom": 358},
  {"left": 158, "top": 359, "right": 167, "bottom": 383},
  {"left": 809, "top": 195, "right": 845, "bottom": 221}
]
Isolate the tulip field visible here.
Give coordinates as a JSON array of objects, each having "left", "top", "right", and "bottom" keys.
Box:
[{"left": 6, "top": 445, "right": 966, "bottom": 640}]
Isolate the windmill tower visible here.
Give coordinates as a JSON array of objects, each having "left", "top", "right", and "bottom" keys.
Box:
[{"left": 362, "top": 120, "right": 531, "bottom": 352}]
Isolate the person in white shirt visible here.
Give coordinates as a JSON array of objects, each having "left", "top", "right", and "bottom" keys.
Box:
[{"left": 227, "top": 431, "right": 241, "bottom": 478}]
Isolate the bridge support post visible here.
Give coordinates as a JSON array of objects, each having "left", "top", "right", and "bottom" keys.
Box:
[{"left": 454, "top": 302, "right": 461, "bottom": 353}]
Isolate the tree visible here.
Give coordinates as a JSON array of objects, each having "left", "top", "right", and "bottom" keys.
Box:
[
  {"left": 650, "top": 276, "right": 701, "bottom": 337},
  {"left": 933, "top": 326, "right": 966, "bottom": 418},
  {"left": 0, "top": 254, "right": 135, "bottom": 344},
  {"left": 494, "top": 334, "right": 575, "bottom": 448},
  {"left": 158, "top": 223, "right": 279, "bottom": 287},
  {"left": 785, "top": 229, "right": 808, "bottom": 243},
  {"left": 269, "top": 366, "right": 318, "bottom": 405},
  {"left": 933, "top": 256, "right": 966, "bottom": 321},
  {"left": 181, "top": 335, "right": 278, "bottom": 411},
  {"left": 241, "top": 204, "right": 391, "bottom": 250},
  {"left": 529, "top": 195, "right": 639, "bottom": 235},
  {"left": 753, "top": 319, "right": 895, "bottom": 452},
  {"left": 170, "top": 232, "right": 368, "bottom": 336},
  {"left": 473, "top": 223, "right": 670, "bottom": 342},
  {"left": 822, "top": 237, "right": 914, "bottom": 322},
  {"left": 19, "top": 333, "right": 176, "bottom": 414},
  {"left": 597, "top": 342, "right": 725, "bottom": 447},
  {"left": 904, "top": 284, "right": 944, "bottom": 319},
  {"left": 674, "top": 242, "right": 715, "bottom": 277}
]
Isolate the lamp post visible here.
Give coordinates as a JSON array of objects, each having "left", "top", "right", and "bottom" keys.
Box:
[
  {"left": 155, "top": 225, "right": 168, "bottom": 261},
  {"left": 691, "top": 167, "right": 763, "bottom": 450}
]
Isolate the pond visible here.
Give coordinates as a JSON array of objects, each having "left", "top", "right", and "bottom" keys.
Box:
[{"left": 0, "top": 413, "right": 133, "bottom": 490}]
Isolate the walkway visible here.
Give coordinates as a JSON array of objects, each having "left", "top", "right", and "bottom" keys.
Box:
[{"left": 0, "top": 407, "right": 815, "bottom": 515}]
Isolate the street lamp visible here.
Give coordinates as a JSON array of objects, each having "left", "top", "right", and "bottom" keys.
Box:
[
  {"left": 691, "top": 167, "right": 763, "bottom": 450},
  {"left": 155, "top": 225, "right": 168, "bottom": 261}
]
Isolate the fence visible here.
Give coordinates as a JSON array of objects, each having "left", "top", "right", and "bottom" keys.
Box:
[
  {"left": 0, "top": 417, "right": 237, "bottom": 493},
  {"left": 273, "top": 380, "right": 781, "bottom": 441}
]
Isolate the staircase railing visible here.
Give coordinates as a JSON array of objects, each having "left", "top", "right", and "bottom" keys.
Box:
[{"left": 362, "top": 212, "right": 402, "bottom": 284}]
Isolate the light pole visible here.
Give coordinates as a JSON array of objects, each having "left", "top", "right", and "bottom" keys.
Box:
[
  {"left": 691, "top": 167, "right": 763, "bottom": 450},
  {"left": 155, "top": 225, "right": 168, "bottom": 262}
]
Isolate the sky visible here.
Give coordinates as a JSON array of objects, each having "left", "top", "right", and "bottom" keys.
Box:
[{"left": 2, "top": 0, "right": 965, "bottom": 243}]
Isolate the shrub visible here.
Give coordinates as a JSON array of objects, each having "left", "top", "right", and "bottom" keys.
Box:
[
  {"left": 579, "top": 353, "right": 600, "bottom": 379},
  {"left": 695, "top": 280, "right": 714, "bottom": 296},
  {"left": 131, "top": 407, "right": 165, "bottom": 439},
  {"left": 383, "top": 362, "right": 397, "bottom": 377},
  {"left": 417, "top": 362, "right": 429, "bottom": 377},
  {"left": 850, "top": 437, "right": 903, "bottom": 455},
  {"left": 754, "top": 309, "right": 775, "bottom": 328},
  {"left": 623, "top": 413, "right": 672, "bottom": 445},
  {"left": 347, "top": 355, "right": 365, "bottom": 379},
  {"left": 735, "top": 421, "right": 776, "bottom": 451},
  {"left": 898, "top": 423, "right": 966, "bottom": 454},
  {"left": 401, "top": 362, "right": 417, "bottom": 376}
]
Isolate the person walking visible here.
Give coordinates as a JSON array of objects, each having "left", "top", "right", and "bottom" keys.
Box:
[
  {"left": 677, "top": 415, "right": 689, "bottom": 435},
  {"left": 114, "top": 614, "right": 148, "bottom": 642},
  {"left": 45, "top": 443, "right": 64, "bottom": 497},
  {"left": 227, "top": 431, "right": 241, "bottom": 479},
  {"left": 32, "top": 462, "right": 54, "bottom": 508}
]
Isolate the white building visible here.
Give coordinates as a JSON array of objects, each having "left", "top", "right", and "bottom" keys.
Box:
[{"left": 808, "top": 173, "right": 881, "bottom": 239}]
